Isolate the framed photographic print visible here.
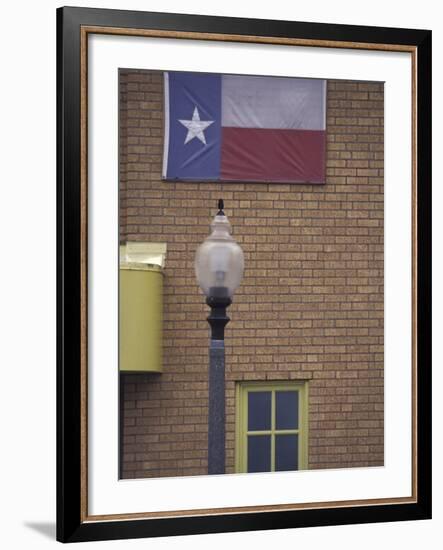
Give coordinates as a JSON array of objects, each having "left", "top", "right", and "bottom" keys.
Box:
[{"left": 56, "top": 6, "right": 432, "bottom": 543}]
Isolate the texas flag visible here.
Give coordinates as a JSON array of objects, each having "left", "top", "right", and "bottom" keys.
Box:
[{"left": 162, "top": 71, "right": 326, "bottom": 184}]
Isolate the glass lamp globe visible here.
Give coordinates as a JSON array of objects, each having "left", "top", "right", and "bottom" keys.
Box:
[{"left": 195, "top": 201, "right": 244, "bottom": 300}]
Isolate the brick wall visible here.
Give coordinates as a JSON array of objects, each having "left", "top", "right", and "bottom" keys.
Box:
[{"left": 119, "top": 69, "right": 384, "bottom": 478}]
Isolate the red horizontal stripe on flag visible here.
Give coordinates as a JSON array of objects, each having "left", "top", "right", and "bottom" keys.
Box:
[{"left": 220, "top": 128, "right": 326, "bottom": 183}]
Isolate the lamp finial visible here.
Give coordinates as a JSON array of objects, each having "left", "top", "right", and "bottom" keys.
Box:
[{"left": 217, "top": 199, "right": 224, "bottom": 216}]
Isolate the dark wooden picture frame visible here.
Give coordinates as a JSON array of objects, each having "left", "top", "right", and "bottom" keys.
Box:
[{"left": 57, "top": 6, "right": 432, "bottom": 543}]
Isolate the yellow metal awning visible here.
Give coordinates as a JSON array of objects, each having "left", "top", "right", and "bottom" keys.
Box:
[{"left": 119, "top": 242, "right": 166, "bottom": 373}]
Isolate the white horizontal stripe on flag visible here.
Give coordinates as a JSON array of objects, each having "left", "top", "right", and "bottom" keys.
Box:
[
  {"left": 221, "top": 75, "right": 326, "bottom": 130},
  {"left": 162, "top": 72, "right": 170, "bottom": 178}
]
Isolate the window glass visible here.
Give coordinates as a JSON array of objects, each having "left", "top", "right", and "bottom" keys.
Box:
[
  {"left": 247, "top": 391, "right": 271, "bottom": 431},
  {"left": 247, "top": 435, "right": 271, "bottom": 472},
  {"left": 275, "top": 434, "right": 299, "bottom": 471},
  {"left": 275, "top": 390, "right": 299, "bottom": 430}
]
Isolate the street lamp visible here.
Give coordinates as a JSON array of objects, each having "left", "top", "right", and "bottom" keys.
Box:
[{"left": 195, "top": 199, "right": 244, "bottom": 474}]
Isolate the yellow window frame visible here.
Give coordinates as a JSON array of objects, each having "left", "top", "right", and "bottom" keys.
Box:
[{"left": 235, "top": 381, "right": 309, "bottom": 473}]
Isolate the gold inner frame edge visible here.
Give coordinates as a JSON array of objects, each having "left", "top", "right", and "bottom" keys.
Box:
[{"left": 79, "top": 25, "right": 418, "bottom": 523}]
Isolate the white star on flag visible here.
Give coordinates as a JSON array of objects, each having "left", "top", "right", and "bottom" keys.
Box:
[{"left": 179, "top": 107, "right": 214, "bottom": 145}]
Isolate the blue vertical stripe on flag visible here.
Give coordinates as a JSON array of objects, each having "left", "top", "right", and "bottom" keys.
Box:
[{"left": 163, "top": 72, "right": 222, "bottom": 180}]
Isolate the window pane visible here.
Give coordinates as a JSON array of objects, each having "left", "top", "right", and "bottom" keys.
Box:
[
  {"left": 247, "top": 435, "right": 271, "bottom": 472},
  {"left": 275, "top": 434, "right": 298, "bottom": 471},
  {"left": 248, "top": 391, "right": 271, "bottom": 431},
  {"left": 275, "top": 391, "right": 299, "bottom": 430}
]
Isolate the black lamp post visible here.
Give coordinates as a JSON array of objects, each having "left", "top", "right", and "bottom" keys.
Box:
[{"left": 195, "top": 200, "right": 244, "bottom": 474}]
